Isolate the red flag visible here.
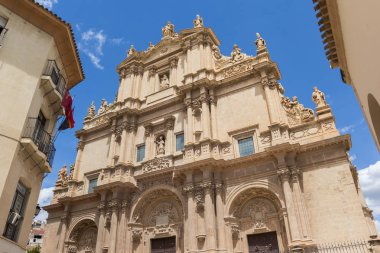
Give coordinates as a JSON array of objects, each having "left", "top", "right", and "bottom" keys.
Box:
[
  {"left": 67, "top": 108, "right": 75, "bottom": 128},
  {"left": 61, "top": 91, "right": 73, "bottom": 115}
]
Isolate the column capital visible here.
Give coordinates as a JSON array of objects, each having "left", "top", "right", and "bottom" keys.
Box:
[
  {"left": 121, "top": 199, "right": 130, "bottom": 212},
  {"left": 148, "top": 65, "right": 157, "bottom": 78},
  {"left": 183, "top": 184, "right": 195, "bottom": 196},
  {"left": 169, "top": 56, "right": 179, "bottom": 68},
  {"left": 277, "top": 166, "right": 290, "bottom": 182},
  {"left": 215, "top": 182, "right": 224, "bottom": 194},
  {"left": 108, "top": 199, "right": 121, "bottom": 212},
  {"left": 77, "top": 141, "right": 84, "bottom": 151},
  {"left": 144, "top": 124, "right": 153, "bottom": 136},
  {"left": 97, "top": 201, "right": 107, "bottom": 212},
  {"left": 199, "top": 93, "right": 208, "bottom": 103},
  {"left": 184, "top": 97, "right": 192, "bottom": 108}
]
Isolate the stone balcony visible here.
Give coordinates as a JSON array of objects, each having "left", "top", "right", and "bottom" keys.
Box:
[
  {"left": 39, "top": 60, "right": 67, "bottom": 114},
  {"left": 20, "top": 117, "right": 55, "bottom": 173}
]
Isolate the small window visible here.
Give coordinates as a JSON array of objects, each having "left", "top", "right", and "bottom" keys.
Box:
[
  {"left": 3, "top": 182, "right": 28, "bottom": 241},
  {"left": 238, "top": 137, "right": 254, "bottom": 157},
  {"left": 137, "top": 145, "right": 145, "bottom": 162},
  {"left": 88, "top": 178, "right": 98, "bottom": 193},
  {"left": 175, "top": 133, "right": 184, "bottom": 152}
]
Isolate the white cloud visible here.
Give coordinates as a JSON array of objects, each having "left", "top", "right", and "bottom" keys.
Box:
[
  {"left": 349, "top": 154, "right": 357, "bottom": 162},
  {"left": 340, "top": 124, "right": 355, "bottom": 134},
  {"left": 34, "top": 187, "right": 54, "bottom": 222},
  {"left": 358, "top": 161, "right": 380, "bottom": 232},
  {"left": 35, "top": 0, "right": 58, "bottom": 9},
  {"left": 110, "top": 38, "right": 124, "bottom": 45},
  {"left": 78, "top": 29, "right": 107, "bottom": 69}
]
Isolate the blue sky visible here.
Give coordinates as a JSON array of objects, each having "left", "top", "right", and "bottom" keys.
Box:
[{"left": 35, "top": 0, "right": 380, "bottom": 228}]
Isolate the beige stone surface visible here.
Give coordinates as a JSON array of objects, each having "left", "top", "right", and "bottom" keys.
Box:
[{"left": 43, "top": 17, "right": 377, "bottom": 253}]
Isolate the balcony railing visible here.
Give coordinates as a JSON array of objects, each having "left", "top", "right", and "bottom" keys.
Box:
[
  {"left": 42, "top": 60, "right": 67, "bottom": 97},
  {"left": 22, "top": 118, "right": 56, "bottom": 166}
]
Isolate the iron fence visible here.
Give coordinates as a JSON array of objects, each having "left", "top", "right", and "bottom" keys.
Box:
[
  {"left": 304, "top": 240, "right": 371, "bottom": 253},
  {"left": 43, "top": 60, "right": 67, "bottom": 97},
  {"left": 22, "top": 117, "right": 55, "bottom": 166}
]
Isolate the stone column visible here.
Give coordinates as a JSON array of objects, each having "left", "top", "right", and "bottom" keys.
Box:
[
  {"left": 126, "top": 118, "right": 137, "bottom": 164},
  {"left": 185, "top": 41, "right": 192, "bottom": 74},
  {"left": 155, "top": 72, "right": 160, "bottom": 92},
  {"left": 73, "top": 138, "right": 84, "bottom": 180},
  {"left": 117, "top": 68, "right": 127, "bottom": 102},
  {"left": 108, "top": 120, "right": 117, "bottom": 166},
  {"left": 289, "top": 165, "right": 312, "bottom": 240},
  {"left": 144, "top": 124, "right": 153, "bottom": 160},
  {"left": 134, "top": 66, "right": 143, "bottom": 99},
  {"left": 185, "top": 91, "right": 193, "bottom": 144},
  {"left": 95, "top": 193, "right": 107, "bottom": 253},
  {"left": 261, "top": 72, "right": 278, "bottom": 124},
  {"left": 200, "top": 87, "right": 210, "bottom": 140},
  {"left": 117, "top": 199, "right": 129, "bottom": 253},
  {"left": 215, "top": 182, "right": 227, "bottom": 251},
  {"left": 277, "top": 165, "right": 301, "bottom": 242},
  {"left": 165, "top": 117, "right": 175, "bottom": 155},
  {"left": 209, "top": 89, "right": 218, "bottom": 140},
  {"left": 118, "top": 120, "right": 128, "bottom": 164},
  {"left": 129, "top": 67, "right": 137, "bottom": 97},
  {"left": 184, "top": 172, "right": 196, "bottom": 252},
  {"left": 108, "top": 191, "right": 120, "bottom": 253},
  {"left": 202, "top": 170, "right": 217, "bottom": 250},
  {"left": 169, "top": 57, "right": 178, "bottom": 86},
  {"left": 199, "top": 43, "right": 205, "bottom": 69},
  {"left": 148, "top": 66, "right": 157, "bottom": 94},
  {"left": 58, "top": 205, "right": 70, "bottom": 253}
]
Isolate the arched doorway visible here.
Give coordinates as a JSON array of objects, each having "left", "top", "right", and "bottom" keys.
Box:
[
  {"left": 130, "top": 189, "right": 184, "bottom": 253},
  {"left": 227, "top": 188, "right": 288, "bottom": 253},
  {"left": 65, "top": 219, "right": 98, "bottom": 253}
]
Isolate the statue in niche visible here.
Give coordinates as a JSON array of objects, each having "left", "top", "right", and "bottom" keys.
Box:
[
  {"left": 160, "top": 74, "right": 170, "bottom": 89},
  {"left": 155, "top": 135, "right": 165, "bottom": 156},
  {"left": 230, "top": 44, "right": 244, "bottom": 63},
  {"left": 255, "top": 32, "right": 266, "bottom": 49},
  {"left": 162, "top": 21, "right": 176, "bottom": 38},
  {"left": 127, "top": 44, "right": 136, "bottom": 56},
  {"left": 312, "top": 86, "right": 327, "bottom": 107},
  {"left": 98, "top": 99, "right": 108, "bottom": 114},
  {"left": 193, "top": 14, "right": 204, "bottom": 28}
]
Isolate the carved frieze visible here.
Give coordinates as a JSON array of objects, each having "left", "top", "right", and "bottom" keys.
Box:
[
  {"left": 223, "top": 59, "right": 254, "bottom": 78},
  {"left": 142, "top": 157, "right": 170, "bottom": 173}
]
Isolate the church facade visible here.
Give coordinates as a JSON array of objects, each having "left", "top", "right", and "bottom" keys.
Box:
[{"left": 42, "top": 16, "right": 378, "bottom": 253}]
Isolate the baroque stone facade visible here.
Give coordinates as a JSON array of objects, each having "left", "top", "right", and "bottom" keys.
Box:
[{"left": 42, "top": 16, "right": 377, "bottom": 253}]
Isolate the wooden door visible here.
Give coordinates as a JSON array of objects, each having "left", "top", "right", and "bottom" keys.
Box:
[
  {"left": 151, "top": 236, "right": 176, "bottom": 253},
  {"left": 247, "top": 231, "right": 279, "bottom": 253}
]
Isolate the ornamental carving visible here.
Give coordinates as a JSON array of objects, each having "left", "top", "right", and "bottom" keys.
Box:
[
  {"left": 84, "top": 101, "right": 95, "bottom": 121},
  {"left": 281, "top": 95, "right": 314, "bottom": 125},
  {"left": 230, "top": 44, "right": 245, "bottom": 63},
  {"left": 162, "top": 21, "right": 177, "bottom": 38},
  {"left": 231, "top": 223, "right": 240, "bottom": 240},
  {"left": 289, "top": 125, "right": 321, "bottom": 140},
  {"left": 142, "top": 157, "right": 170, "bottom": 173},
  {"left": 148, "top": 202, "right": 179, "bottom": 226},
  {"left": 56, "top": 165, "right": 68, "bottom": 187},
  {"left": 131, "top": 228, "right": 142, "bottom": 242},
  {"left": 77, "top": 227, "right": 97, "bottom": 252},
  {"left": 223, "top": 59, "right": 254, "bottom": 78},
  {"left": 194, "top": 187, "right": 205, "bottom": 212},
  {"left": 193, "top": 14, "right": 204, "bottom": 28},
  {"left": 212, "top": 45, "right": 222, "bottom": 60},
  {"left": 240, "top": 198, "right": 276, "bottom": 229}
]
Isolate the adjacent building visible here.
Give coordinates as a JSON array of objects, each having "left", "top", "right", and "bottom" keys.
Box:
[
  {"left": 0, "top": 0, "right": 84, "bottom": 252},
  {"left": 27, "top": 220, "right": 46, "bottom": 250},
  {"left": 312, "top": 0, "right": 380, "bottom": 151},
  {"left": 43, "top": 16, "right": 377, "bottom": 253}
]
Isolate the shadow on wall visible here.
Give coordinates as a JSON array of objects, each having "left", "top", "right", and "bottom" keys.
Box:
[{"left": 368, "top": 93, "right": 380, "bottom": 146}]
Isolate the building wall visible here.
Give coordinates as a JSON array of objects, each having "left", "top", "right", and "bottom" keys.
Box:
[
  {"left": 336, "top": 0, "right": 380, "bottom": 150},
  {"left": 0, "top": 4, "right": 70, "bottom": 252}
]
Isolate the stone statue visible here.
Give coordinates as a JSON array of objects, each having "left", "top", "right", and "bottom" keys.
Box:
[
  {"left": 85, "top": 101, "right": 95, "bottom": 120},
  {"left": 193, "top": 14, "right": 204, "bottom": 28},
  {"left": 147, "top": 42, "right": 155, "bottom": 51},
  {"left": 312, "top": 86, "right": 327, "bottom": 107},
  {"left": 162, "top": 21, "right": 176, "bottom": 38},
  {"left": 155, "top": 135, "right": 165, "bottom": 155},
  {"left": 56, "top": 165, "right": 68, "bottom": 186},
  {"left": 98, "top": 99, "right": 108, "bottom": 114},
  {"left": 230, "top": 44, "right": 244, "bottom": 63},
  {"left": 212, "top": 45, "right": 222, "bottom": 60},
  {"left": 255, "top": 32, "right": 266, "bottom": 49},
  {"left": 68, "top": 164, "right": 75, "bottom": 180},
  {"left": 160, "top": 74, "right": 170, "bottom": 89},
  {"left": 127, "top": 44, "right": 136, "bottom": 56}
]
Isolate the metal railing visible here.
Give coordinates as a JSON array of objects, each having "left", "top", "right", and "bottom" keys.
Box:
[
  {"left": 42, "top": 60, "right": 67, "bottom": 97},
  {"left": 22, "top": 117, "right": 56, "bottom": 166},
  {"left": 304, "top": 240, "right": 370, "bottom": 253}
]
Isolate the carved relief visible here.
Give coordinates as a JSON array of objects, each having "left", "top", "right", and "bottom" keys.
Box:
[
  {"left": 194, "top": 187, "right": 205, "bottom": 212},
  {"left": 289, "top": 125, "right": 321, "bottom": 140},
  {"left": 147, "top": 202, "right": 179, "bottom": 226},
  {"left": 142, "top": 157, "right": 170, "bottom": 173},
  {"left": 223, "top": 59, "right": 254, "bottom": 78},
  {"left": 281, "top": 95, "right": 314, "bottom": 126},
  {"left": 77, "top": 227, "right": 97, "bottom": 252}
]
